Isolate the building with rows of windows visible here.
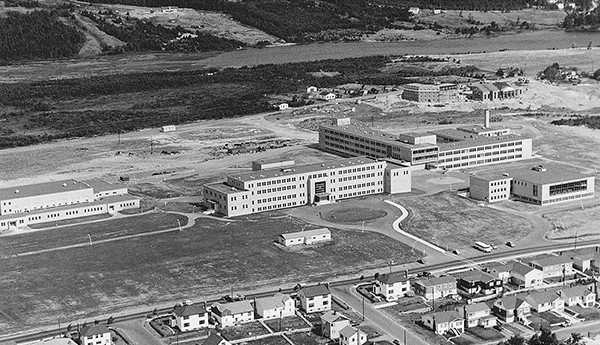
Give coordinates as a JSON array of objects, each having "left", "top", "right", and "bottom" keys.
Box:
[
  {"left": 203, "top": 157, "right": 411, "bottom": 217},
  {"left": 470, "top": 164, "right": 595, "bottom": 205},
  {"left": 318, "top": 114, "right": 532, "bottom": 170},
  {"left": 0, "top": 179, "right": 140, "bottom": 230},
  {"left": 402, "top": 83, "right": 459, "bottom": 103}
]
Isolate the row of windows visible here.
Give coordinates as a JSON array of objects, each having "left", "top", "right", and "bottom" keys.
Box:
[
  {"left": 338, "top": 173, "right": 375, "bottom": 182},
  {"left": 439, "top": 148, "right": 521, "bottom": 162},
  {"left": 256, "top": 177, "right": 297, "bottom": 187},
  {"left": 439, "top": 141, "right": 522, "bottom": 156},
  {"left": 257, "top": 202, "right": 298, "bottom": 212},
  {"left": 542, "top": 192, "right": 594, "bottom": 204},
  {"left": 257, "top": 185, "right": 297, "bottom": 195},
  {"left": 439, "top": 154, "right": 523, "bottom": 169},
  {"left": 322, "top": 130, "right": 387, "bottom": 148},
  {"left": 491, "top": 180, "right": 508, "bottom": 186},
  {"left": 340, "top": 182, "right": 376, "bottom": 191}
]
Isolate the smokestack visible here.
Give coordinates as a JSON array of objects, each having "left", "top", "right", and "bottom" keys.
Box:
[{"left": 484, "top": 110, "right": 490, "bottom": 128}]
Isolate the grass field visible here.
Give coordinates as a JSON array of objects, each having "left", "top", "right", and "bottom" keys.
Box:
[
  {"left": 0, "top": 211, "right": 420, "bottom": 335},
  {"left": 400, "top": 192, "right": 533, "bottom": 249},
  {"left": 322, "top": 207, "right": 388, "bottom": 224}
]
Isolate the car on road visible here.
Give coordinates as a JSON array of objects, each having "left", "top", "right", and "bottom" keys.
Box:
[{"left": 506, "top": 241, "right": 515, "bottom": 247}]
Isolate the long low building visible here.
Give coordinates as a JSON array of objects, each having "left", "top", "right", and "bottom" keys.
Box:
[
  {"left": 203, "top": 157, "right": 411, "bottom": 217},
  {"left": 470, "top": 164, "right": 595, "bottom": 205},
  {"left": 0, "top": 179, "right": 139, "bottom": 230},
  {"left": 319, "top": 112, "right": 532, "bottom": 170}
]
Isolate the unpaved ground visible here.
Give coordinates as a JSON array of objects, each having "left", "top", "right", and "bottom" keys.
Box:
[{"left": 417, "top": 9, "right": 566, "bottom": 28}]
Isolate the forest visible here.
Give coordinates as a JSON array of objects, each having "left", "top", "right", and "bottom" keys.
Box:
[
  {"left": 0, "top": 55, "right": 481, "bottom": 148},
  {"left": 552, "top": 116, "right": 600, "bottom": 129},
  {"left": 562, "top": 8, "right": 600, "bottom": 29},
  {"left": 0, "top": 11, "right": 85, "bottom": 61},
  {"left": 83, "top": 0, "right": 531, "bottom": 41}
]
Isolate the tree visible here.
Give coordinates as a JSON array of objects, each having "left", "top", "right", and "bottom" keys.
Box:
[
  {"left": 498, "top": 334, "right": 525, "bottom": 345},
  {"left": 593, "top": 69, "right": 600, "bottom": 80},
  {"left": 529, "top": 328, "right": 559, "bottom": 345},
  {"left": 496, "top": 68, "right": 505, "bottom": 77},
  {"left": 564, "top": 333, "right": 583, "bottom": 345}
]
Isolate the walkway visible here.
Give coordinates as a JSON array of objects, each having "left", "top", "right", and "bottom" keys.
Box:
[{"left": 384, "top": 200, "right": 445, "bottom": 253}]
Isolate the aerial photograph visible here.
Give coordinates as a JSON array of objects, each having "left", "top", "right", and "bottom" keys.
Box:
[{"left": 1, "top": 0, "right": 600, "bottom": 345}]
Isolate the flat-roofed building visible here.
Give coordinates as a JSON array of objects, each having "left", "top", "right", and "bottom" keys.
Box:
[
  {"left": 469, "top": 174, "right": 512, "bottom": 203},
  {"left": 278, "top": 228, "right": 331, "bottom": 246},
  {"left": 402, "top": 83, "right": 458, "bottom": 103},
  {"left": 204, "top": 157, "right": 411, "bottom": 217},
  {"left": 0, "top": 179, "right": 139, "bottom": 230},
  {"left": 509, "top": 165, "right": 595, "bottom": 206},
  {"left": 456, "top": 125, "right": 510, "bottom": 137},
  {"left": 319, "top": 123, "right": 439, "bottom": 166}
]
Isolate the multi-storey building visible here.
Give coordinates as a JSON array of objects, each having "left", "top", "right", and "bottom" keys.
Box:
[
  {"left": 470, "top": 165, "right": 595, "bottom": 206},
  {"left": 0, "top": 179, "right": 139, "bottom": 230},
  {"left": 413, "top": 276, "right": 457, "bottom": 300},
  {"left": 203, "top": 157, "right": 411, "bottom": 217},
  {"left": 318, "top": 113, "right": 532, "bottom": 170},
  {"left": 402, "top": 83, "right": 458, "bottom": 103}
]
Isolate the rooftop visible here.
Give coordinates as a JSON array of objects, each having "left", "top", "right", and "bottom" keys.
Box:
[
  {"left": 470, "top": 173, "right": 513, "bottom": 183},
  {"left": 560, "top": 285, "right": 595, "bottom": 298},
  {"left": 32, "top": 340, "right": 77, "bottom": 345},
  {"left": 376, "top": 272, "right": 410, "bottom": 285},
  {"left": 0, "top": 179, "right": 91, "bottom": 201},
  {"left": 456, "top": 125, "right": 508, "bottom": 134},
  {"left": 321, "top": 310, "right": 350, "bottom": 324},
  {"left": 529, "top": 255, "right": 573, "bottom": 267},
  {"left": 212, "top": 300, "right": 253, "bottom": 315},
  {"left": 280, "top": 228, "right": 330, "bottom": 240},
  {"left": 320, "top": 123, "right": 438, "bottom": 150},
  {"left": 339, "top": 326, "right": 366, "bottom": 338},
  {"left": 80, "top": 324, "right": 110, "bottom": 337},
  {"left": 299, "top": 284, "right": 331, "bottom": 298},
  {"left": 434, "top": 131, "right": 530, "bottom": 151},
  {"left": 202, "top": 333, "right": 227, "bottom": 345},
  {"left": 495, "top": 295, "right": 529, "bottom": 310},
  {"left": 229, "top": 156, "right": 379, "bottom": 182},
  {"left": 429, "top": 310, "right": 463, "bottom": 324},
  {"left": 508, "top": 165, "right": 592, "bottom": 185},
  {"left": 464, "top": 302, "right": 490, "bottom": 314},
  {"left": 524, "top": 290, "right": 562, "bottom": 306},
  {"left": 173, "top": 304, "right": 207, "bottom": 317},
  {"left": 256, "top": 293, "right": 292, "bottom": 311},
  {"left": 83, "top": 179, "right": 122, "bottom": 193},
  {"left": 454, "top": 270, "right": 497, "bottom": 283},
  {"left": 415, "top": 276, "right": 456, "bottom": 287},
  {"left": 204, "top": 182, "right": 248, "bottom": 194}
]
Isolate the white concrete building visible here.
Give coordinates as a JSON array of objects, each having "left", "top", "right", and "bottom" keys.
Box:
[
  {"left": 211, "top": 300, "right": 254, "bottom": 327},
  {"left": 170, "top": 304, "right": 209, "bottom": 332},
  {"left": 297, "top": 284, "right": 331, "bottom": 313},
  {"left": 338, "top": 326, "right": 368, "bottom": 345},
  {"left": 373, "top": 272, "right": 411, "bottom": 301},
  {"left": 278, "top": 228, "right": 331, "bottom": 246},
  {"left": 79, "top": 324, "right": 112, "bottom": 345},
  {"left": 255, "top": 293, "right": 295, "bottom": 319}
]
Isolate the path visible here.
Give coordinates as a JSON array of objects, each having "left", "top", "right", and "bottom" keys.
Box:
[{"left": 384, "top": 200, "right": 445, "bottom": 253}]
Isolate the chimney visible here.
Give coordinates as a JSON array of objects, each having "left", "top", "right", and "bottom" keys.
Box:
[{"left": 484, "top": 110, "right": 490, "bottom": 128}]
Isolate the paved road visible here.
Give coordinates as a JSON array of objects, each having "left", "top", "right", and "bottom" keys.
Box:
[
  {"left": 116, "top": 319, "right": 165, "bottom": 345},
  {"left": 332, "top": 286, "right": 429, "bottom": 345}
]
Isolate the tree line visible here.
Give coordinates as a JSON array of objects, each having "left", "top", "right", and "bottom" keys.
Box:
[{"left": 0, "top": 10, "right": 85, "bottom": 61}]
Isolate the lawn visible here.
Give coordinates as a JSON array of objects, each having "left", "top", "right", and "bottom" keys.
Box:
[
  {"left": 569, "top": 306, "right": 600, "bottom": 320},
  {"left": 220, "top": 321, "right": 269, "bottom": 341},
  {"left": 28, "top": 213, "right": 112, "bottom": 229},
  {"left": 0, "top": 212, "right": 420, "bottom": 335},
  {"left": 286, "top": 332, "right": 328, "bottom": 345},
  {"left": 0, "top": 212, "right": 187, "bottom": 256},
  {"left": 466, "top": 327, "right": 505, "bottom": 341},
  {"left": 264, "top": 316, "right": 309, "bottom": 333},
  {"left": 387, "top": 297, "right": 432, "bottom": 314},
  {"left": 322, "top": 207, "right": 388, "bottom": 224},
  {"left": 400, "top": 192, "right": 533, "bottom": 249}
]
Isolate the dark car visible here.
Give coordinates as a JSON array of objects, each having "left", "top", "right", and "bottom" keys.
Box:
[{"left": 506, "top": 241, "right": 515, "bottom": 247}]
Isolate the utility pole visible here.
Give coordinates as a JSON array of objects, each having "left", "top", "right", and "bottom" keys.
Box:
[
  {"left": 177, "top": 219, "right": 182, "bottom": 231},
  {"left": 362, "top": 295, "right": 365, "bottom": 322},
  {"left": 88, "top": 234, "right": 93, "bottom": 246}
]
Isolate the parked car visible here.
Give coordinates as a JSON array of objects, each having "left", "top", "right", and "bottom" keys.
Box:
[
  {"left": 491, "top": 244, "right": 498, "bottom": 250},
  {"left": 393, "top": 340, "right": 401, "bottom": 345},
  {"left": 506, "top": 241, "right": 515, "bottom": 247},
  {"left": 452, "top": 249, "right": 461, "bottom": 255}
]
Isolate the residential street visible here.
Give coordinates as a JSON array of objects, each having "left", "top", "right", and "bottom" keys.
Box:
[
  {"left": 332, "top": 286, "right": 430, "bottom": 345},
  {"left": 115, "top": 319, "right": 165, "bottom": 345}
]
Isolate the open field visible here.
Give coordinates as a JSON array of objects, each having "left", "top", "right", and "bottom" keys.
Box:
[
  {"left": 0, "top": 211, "right": 420, "bottom": 334},
  {"left": 543, "top": 204, "right": 600, "bottom": 240},
  {"left": 418, "top": 9, "right": 566, "bottom": 29},
  {"left": 400, "top": 192, "right": 534, "bottom": 250}
]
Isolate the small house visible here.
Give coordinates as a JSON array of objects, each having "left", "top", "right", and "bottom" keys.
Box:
[
  {"left": 524, "top": 291, "right": 564, "bottom": 313},
  {"left": 461, "top": 303, "right": 496, "bottom": 328},
  {"left": 170, "top": 303, "right": 209, "bottom": 332},
  {"left": 277, "top": 103, "right": 289, "bottom": 111},
  {"left": 278, "top": 228, "right": 331, "bottom": 247},
  {"left": 202, "top": 333, "right": 230, "bottom": 345},
  {"left": 321, "top": 311, "right": 351, "bottom": 340},
  {"left": 211, "top": 300, "right": 254, "bottom": 327},
  {"left": 559, "top": 285, "right": 596, "bottom": 308},
  {"left": 492, "top": 296, "right": 531, "bottom": 323},
  {"left": 79, "top": 324, "right": 111, "bottom": 345},
  {"left": 408, "top": 7, "right": 420, "bottom": 14},
  {"left": 297, "top": 284, "right": 331, "bottom": 313},
  {"left": 161, "top": 125, "right": 176, "bottom": 132},
  {"left": 528, "top": 255, "right": 574, "bottom": 279},
  {"left": 338, "top": 326, "right": 368, "bottom": 345},
  {"left": 373, "top": 272, "right": 411, "bottom": 301},
  {"left": 255, "top": 293, "right": 295, "bottom": 319},
  {"left": 307, "top": 86, "right": 318, "bottom": 93},
  {"left": 421, "top": 310, "right": 464, "bottom": 336},
  {"left": 413, "top": 276, "right": 457, "bottom": 300},
  {"left": 317, "top": 92, "right": 336, "bottom": 101}
]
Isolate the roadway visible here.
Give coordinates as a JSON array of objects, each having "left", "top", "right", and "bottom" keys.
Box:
[{"left": 3, "top": 239, "right": 600, "bottom": 344}]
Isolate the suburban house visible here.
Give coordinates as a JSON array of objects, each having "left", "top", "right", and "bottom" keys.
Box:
[
  {"left": 31, "top": 340, "right": 78, "bottom": 345},
  {"left": 321, "top": 311, "right": 351, "bottom": 340},
  {"left": 510, "top": 262, "right": 544, "bottom": 288},
  {"left": 524, "top": 291, "right": 565, "bottom": 313},
  {"left": 307, "top": 86, "right": 318, "bottom": 93},
  {"left": 211, "top": 300, "right": 255, "bottom": 327},
  {"left": 413, "top": 276, "right": 457, "bottom": 300},
  {"left": 559, "top": 285, "right": 596, "bottom": 308},
  {"left": 255, "top": 293, "right": 295, "bottom": 319},
  {"left": 373, "top": 272, "right": 411, "bottom": 301},
  {"left": 338, "top": 326, "right": 368, "bottom": 345},
  {"left": 278, "top": 228, "right": 331, "bottom": 247},
  {"left": 278, "top": 103, "right": 289, "bottom": 111},
  {"left": 408, "top": 7, "right": 420, "bottom": 14},
  {"left": 202, "top": 333, "right": 230, "bottom": 345},
  {"left": 297, "top": 284, "right": 332, "bottom": 313},
  {"left": 572, "top": 253, "right": 595, "bottom": 272},
  {"left": 487, "top": 263, "right": 512, "bottom": 283},
  {"left": 317, "top": 92, "right": 336, "bottom": 101},
  {"left": 79, "top": 324, "right": 112, "bottom": 345},
  {"left": 528, "top": 256, "right": 574, "bottom": 279},
  {"left": 170, "top": 303, "right": 209, "bottom": 332},
  {"left": 454, "top": 270, "right": 503, "bottom": 295},
  {"left": 461, "top": 303, "right": 497, "bottom": 328},
  {"left": 492, "top": 296, "right": 531, "bottom": 323},
  {"left": 421, "top": 310, "right": 464, "bottom": 336}
]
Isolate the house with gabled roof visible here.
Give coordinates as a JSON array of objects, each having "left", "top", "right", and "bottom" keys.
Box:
[
  {"left": 338, "top": 326, "right": 368, "bottom": 345},
  {"left": 202, "top": 333, "right": 230, "bottom": 345},
  {"left": 510, "top": 261, "right": 544, "bottom": 288},
  {"left": 571, "top": 253, "right": 596, "bottom": 272},
  {"left": 461, "top": 302, "right": 497, "bottom": 328},
  {"left": 413, "top": 276, "right": 457, "bottom": 300},
  {"left": 524, "top": 291, "right": 564, "bottom": 313},
  {"left": 317, "top": 92, "right": 336, "bottom": 101},
  {"left": 373, "top": 272, "right": 411, "bottom": 301},
  {"left": 255, "top": 293, "right": 295, "bottom": 319},
  {"left": 421, "top": 310, "right": 464, "bottom": 335},
  {"left": 321, "top": 311, "right": 351, "bottom": 340},
  {"left": 492, "top": 296, "right": 531, "bottom": 323},
  {"left": 297, "top": 284, "right": 331, "bottom": 313},
  {"left": 528, "top": 255, "right": 574, "bottom": 279},
  {"left": 454, "top": 270, "right": 503, "bottom": 296},
  {"left": 79, "top": 324, "right": 112, "bottom": 345},
  {"left": 559, "top": 285, "right": 596, "bottom": 308},
  {"left": 170, "top": 303, "right": 209, "bottom": 332},
  {"left": 211, "top": 300, "right": 254, "bottom": 327},
  {"left": 31, "top": 339, "right": 78, "bottom": 345}
]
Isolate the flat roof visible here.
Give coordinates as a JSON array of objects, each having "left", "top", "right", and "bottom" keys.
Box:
[
  {"left": 280, "top": 228, "right": 330, "bottom": 240},
  {"left": 456, "top": 125, "right": 508, "bottom": 133},
  {"left": 507, "top": 165, "right": 592, "bottom": 185},
  {"left": 398, "top": 132, "right": 436, "bottom": 139},
  {"left": 320, "top": 123, "right": 437, "bottom": 150},
  {"left": 0, "top": 179, "right": 91, "bottom": 201},
  {"left": 229, "top": 156, "right": 379, "bottom": 182},
  {"left": 204, "top": 182, "right": 248, "bottom": 194},
  {"left": 470, "top": 173, "right": 513, "bottom": 182},
  {"left": 436, "top": 133, "right": 531, "bottom": 151},
  {"left": 83, "top": 179, "right": 122, "bottom": 193}
]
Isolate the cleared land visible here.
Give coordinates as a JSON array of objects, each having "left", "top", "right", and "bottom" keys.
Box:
[
  {"left": 400, "top": 192, "right": 534, "bottom": 250},
  {"left": 543, "top": 204, "right": 600, "bottom": 240},
  {"left": 0, "top": 212, "right": 420, "bottom": 334}
]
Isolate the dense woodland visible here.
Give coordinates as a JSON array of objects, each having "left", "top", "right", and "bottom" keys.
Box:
[
  {"left": 552, "top": 116, "right": 600, "bottom": 129},
  {"left": 84, "top": 0, "right": 533, "bottom": 41},
  {"left": 562, "top": 8, "right": 600, "bottom": 29},
  {"left": 0, "top": 11, "right": 85, "bottom": 61},
  {"left": 0, "top": 55, "right": 481, "bottom": 148}
]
